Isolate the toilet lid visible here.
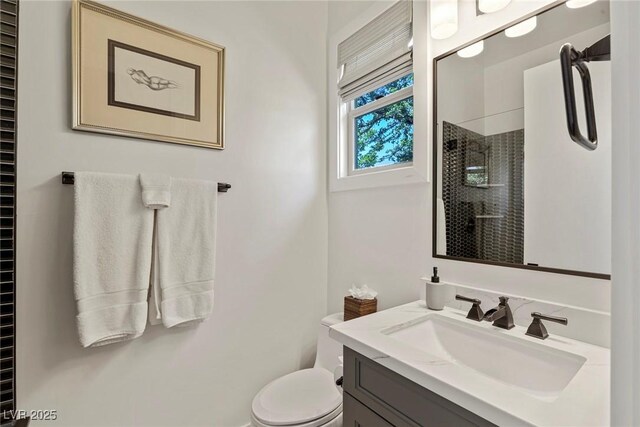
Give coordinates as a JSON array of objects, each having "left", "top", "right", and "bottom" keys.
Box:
[{"left": 252, "top": 368, "right": 342, "bottom": 426}]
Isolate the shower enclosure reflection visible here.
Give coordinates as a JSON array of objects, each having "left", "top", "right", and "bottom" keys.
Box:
[{"left": 433, "top": 0, "right": 611, "bottom": 278}]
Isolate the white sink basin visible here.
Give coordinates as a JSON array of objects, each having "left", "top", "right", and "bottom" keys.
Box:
[
  {"left": 330, "top": 302, "right": 610, "bottom": 426},
  {"left": 383, "top": 314, "right": 586, "bottom": 401}
]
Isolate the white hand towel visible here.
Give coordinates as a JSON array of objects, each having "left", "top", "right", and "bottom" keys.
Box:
[
  {"left": 73, "top": 172, "right": 154, "bottom": 347},
  {"left": 147, "top": 212, "right": 163, "bottom": 326},
  {"left": 139, "top": 173, "right": 171, "bottom": 209},
  {"left": 156, "top": 178, "right": 217, "bottom": 328},
  {"left": 139, "top": 173, "right": 171, "bottom": 326}
]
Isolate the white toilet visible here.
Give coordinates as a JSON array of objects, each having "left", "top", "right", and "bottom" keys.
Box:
[{"left": 251, "top": 313, "right": 344, "bottom": 427}]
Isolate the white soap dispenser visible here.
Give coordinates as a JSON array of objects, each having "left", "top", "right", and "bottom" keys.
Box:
[{"left": 425, "top": 267, "right": 446, "bottom": 310}]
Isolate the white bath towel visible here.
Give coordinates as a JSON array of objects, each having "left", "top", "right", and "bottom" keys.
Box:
[
  {"left": 156, "top": 178, "right": 217, "bottom": 328},
  {"left": 73, "top": 172, "right": 154, "bottom": 347},
  {"left": 139, "top": 173, "right": 171, "bottom": 209}
]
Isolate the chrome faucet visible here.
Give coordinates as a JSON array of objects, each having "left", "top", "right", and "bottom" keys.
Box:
[{"left": 482, "top": 296, "right": 515, "bottom": 330}]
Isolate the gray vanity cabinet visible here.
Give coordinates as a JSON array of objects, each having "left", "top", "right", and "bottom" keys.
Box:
[
  {"left": 344, "top": 392, "right": 394, "bottom": 426},
  {"left": 342, "top": 347, "right": 496, "bottom": 427}
]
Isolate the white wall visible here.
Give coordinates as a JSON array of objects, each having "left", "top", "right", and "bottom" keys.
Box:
[
  {"left": 437, "top": 54, "right": 486, "bottom": 130},
  {"left": 327, "top": 0, "right": 610, "bottom": 317},
  {"left": 328, "top": 183, "right": 430, "bottom": 313},
  {"left": 611, "top": 1, "right": 640, "bottom": 424},
  {"left": 17, "top": 1, "right": 328, "bottom": 426}
]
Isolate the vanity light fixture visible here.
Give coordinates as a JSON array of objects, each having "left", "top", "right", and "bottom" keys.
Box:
[
  {"left": 430, "top": 0, "right": 458, "bottom": 40},
  {"left": 505, "top": 16, "right": 537, "bottom": 38},
  {"left": 566, "top": 0, "right": 597, "bottom": 8},
  {"left": 457, "top": 40, "right": 484, "bottom": 58},
  {"left": 478, "top": 0, "right": 511, "bottom": 14}
]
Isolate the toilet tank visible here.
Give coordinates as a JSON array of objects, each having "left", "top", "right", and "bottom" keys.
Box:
[{"left": 314, "top": 313, "right": 344, "bottom": 372}]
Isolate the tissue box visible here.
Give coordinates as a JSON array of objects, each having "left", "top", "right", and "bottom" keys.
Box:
[{"left": 344, "top": 296, "right": 377, "bottom": 320}]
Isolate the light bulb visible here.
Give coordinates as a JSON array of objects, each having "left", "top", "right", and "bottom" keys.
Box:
[
  {"left": 431, "top": 0, "right": 458, "bottom": 40},
  {"left": 505, "top": 16, "right": 537, "bottom": 38},
  {"left": 478, "top": 0, "right": 511, "bottom": 13},
  {"left": 457, "top": 41, "right": 484, "bottom": 58}
]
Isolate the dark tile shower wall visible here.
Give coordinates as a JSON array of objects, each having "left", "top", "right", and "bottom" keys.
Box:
[
  {"left": 442, "top": 122, "right": 524, "bottom": 264},
  {"left": 441, "top": 123, "right": 484, "bottom": 259}
]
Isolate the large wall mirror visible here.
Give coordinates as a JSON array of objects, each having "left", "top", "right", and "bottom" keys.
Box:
[{"left": 433, "top": 0, "right": 610, "bottom": 279}]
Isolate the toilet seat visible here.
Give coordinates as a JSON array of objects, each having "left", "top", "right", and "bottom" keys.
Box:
[
  {"left": 251, "top": 368, "right": 342, "bottom": 426},
  {"left": 251, "top": 407, "right": 342, "bottom": 427}
]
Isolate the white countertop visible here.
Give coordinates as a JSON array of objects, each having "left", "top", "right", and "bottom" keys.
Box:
[{"left": 330, "top": 301, "right": 610, "bottom": 427}]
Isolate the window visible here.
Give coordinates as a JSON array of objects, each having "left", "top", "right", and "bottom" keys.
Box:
[
  {"left": 349, "top": 74, "right": 414, "bottom": 172},
  {"left": 336, "top": 1, "right": 414, "bottom": 177},
  {"left": 330, "top": 0, "right": 426, "bottom": 191}
]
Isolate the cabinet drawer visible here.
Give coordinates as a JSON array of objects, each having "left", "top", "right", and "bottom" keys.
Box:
[
  {"left": 344, "top": 392, "right": 394, "bottom": 427},
  {"left": 343, "top": 347, "right": 495, "bottom": 427}
]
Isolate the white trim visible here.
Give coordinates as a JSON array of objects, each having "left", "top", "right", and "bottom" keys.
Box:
[
  {"left": 350, "top": 85, "right": 413, "bottom": 116},
  {"left": 349, "top": 161, "right": 414, "bottom": 177},
  {"left": 328, "top": 1, "right": 429, "bottom": 192}
]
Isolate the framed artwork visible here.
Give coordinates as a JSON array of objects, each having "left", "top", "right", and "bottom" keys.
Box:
[{"left": 72, "top": 0, "right": 225, "bottom": 149}]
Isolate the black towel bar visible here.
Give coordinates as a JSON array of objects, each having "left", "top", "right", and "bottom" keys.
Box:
[{"left": 61, "top": 172, "right": 231, "bottom": 192}]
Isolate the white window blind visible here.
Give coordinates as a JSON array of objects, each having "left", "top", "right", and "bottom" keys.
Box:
[{"left": 337, "top": 0, "right": 413, "bottom": 100}]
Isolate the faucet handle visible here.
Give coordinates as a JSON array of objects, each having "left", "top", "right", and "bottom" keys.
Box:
[
  {"left": 498, "top": 296, "right": 510, "bottom": 305},
  {"left": 455, "top": 294, "right": 483, "bottom": 322},
  {"left": 526, "top": 312, "right": 568, "bottom": 340},
  {"left": 532, "top": 312, "right": 568, "bottom": 325}
]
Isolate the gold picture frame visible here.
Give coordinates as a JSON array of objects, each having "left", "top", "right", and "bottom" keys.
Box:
[{"left": 72, "top": 0, "right": 225, "bottom": 149}]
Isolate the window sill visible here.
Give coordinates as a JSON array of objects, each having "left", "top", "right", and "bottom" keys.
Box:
[{"left": 330, "top": 164, "right": 427, "bottom": 192}]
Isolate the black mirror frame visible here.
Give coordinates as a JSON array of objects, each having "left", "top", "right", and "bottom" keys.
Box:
[{"left": 431, "top": 0, "right": 611, "bottom": 281}]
